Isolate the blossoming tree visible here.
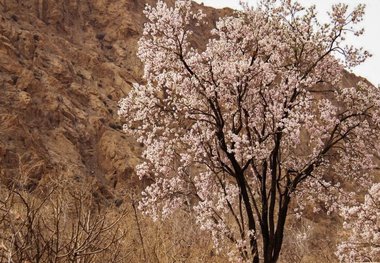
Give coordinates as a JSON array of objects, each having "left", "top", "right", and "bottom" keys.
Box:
[{"left": 118, "top": 0, "right": 380, "bottom": 262}]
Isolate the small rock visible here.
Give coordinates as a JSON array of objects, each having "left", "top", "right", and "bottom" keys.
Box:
[{"left": 96, "top": 32, "right": 106, "bottom": 40}]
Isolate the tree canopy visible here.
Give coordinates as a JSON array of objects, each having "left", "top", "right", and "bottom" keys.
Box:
[{"left": 118, "top": 1, "right": 380, "bottom": 262}]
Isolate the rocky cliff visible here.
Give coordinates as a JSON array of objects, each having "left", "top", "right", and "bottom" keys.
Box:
[{"left": 0, "top": 0, "right": 232, "bottom": 198}]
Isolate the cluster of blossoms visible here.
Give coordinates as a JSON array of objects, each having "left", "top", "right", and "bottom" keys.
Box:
[
  {"left": 119, "top": 0, "right": 379, "bottom": 262},
  {"left": 336, "top": 183, "right": 380, "bottom": 262}
]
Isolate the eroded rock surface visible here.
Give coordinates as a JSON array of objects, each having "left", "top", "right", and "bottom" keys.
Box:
[{"left": 0, "top": 0, "right": 233, "bottom": 198}]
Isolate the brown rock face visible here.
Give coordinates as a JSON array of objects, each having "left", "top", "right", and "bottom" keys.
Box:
[
  {"left": 0, "top": 0, "right": 145, "bottom": 192},
  {"left": 0, "top": 0, "right": 232, "bottom": 195}
]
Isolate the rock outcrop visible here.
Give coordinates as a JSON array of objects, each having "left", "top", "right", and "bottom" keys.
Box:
[{"left": 0, "top": 0, "right": 233, "bottom": 198}]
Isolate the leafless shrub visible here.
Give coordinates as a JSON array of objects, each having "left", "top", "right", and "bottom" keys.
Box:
[{"left": 0, "top": 178, "right": 127, "bottom": 263}]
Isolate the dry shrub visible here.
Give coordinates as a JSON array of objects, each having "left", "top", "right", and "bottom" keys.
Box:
[
  {"left": 0, "top": 175, "right": 231, "bottom": 263},
  {"left": 0, "top": 177, "right": 128, "bottom": 263},
  {"left": 280, "top": 215, "right": 339, "bottom": 263},
  {"left": 0, "top": 174, "right": 345, "bottom": 263}
]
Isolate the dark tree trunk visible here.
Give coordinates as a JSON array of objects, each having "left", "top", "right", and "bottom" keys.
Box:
[{"left": 235, "top": 168, "right": 260, "bottom": 263}]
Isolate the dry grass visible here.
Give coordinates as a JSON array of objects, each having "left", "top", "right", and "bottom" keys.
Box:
[
  {"left": 0, "top": 176, "right": 231, "bottom": 263},
  {"left": 0, "top": 174, "right": 345, "bottom": 263}
]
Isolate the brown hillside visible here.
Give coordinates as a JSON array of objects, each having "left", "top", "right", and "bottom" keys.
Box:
[{"left": 0, "top": 0, "right": 232, "bottom": 195}]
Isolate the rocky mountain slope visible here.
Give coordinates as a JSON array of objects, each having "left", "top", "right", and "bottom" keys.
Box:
[{"left": 0, "top": 0, "right": 232, "bottom": 198}]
